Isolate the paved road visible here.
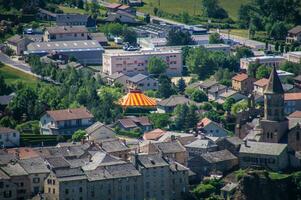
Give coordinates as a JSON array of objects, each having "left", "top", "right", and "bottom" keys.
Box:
[{"left": 0, "top": 52, "right": 33, "bottom": 74}]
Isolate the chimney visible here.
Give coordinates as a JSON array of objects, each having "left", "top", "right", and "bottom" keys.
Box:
[{"left": 244, "top": 140, "right": 250, "bottom": 147}]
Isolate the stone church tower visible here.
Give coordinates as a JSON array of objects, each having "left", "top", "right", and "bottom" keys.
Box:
[{"left": 260, "top": 66, "right": 288, "bottom": 143}]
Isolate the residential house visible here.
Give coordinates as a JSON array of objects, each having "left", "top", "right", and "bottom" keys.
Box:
[
  {"left": 207, "top": 84, "right": 227, "bottom": 100},
  {"left": 102, "top": 49, "right": 182, "bottom": 77},
  {"left": 132, "top": 153, "right": 189, "bottom": 200},
  {"left": 18, "top": 157, "right": 50, "bottom": 196},
  {"left": 126, "top": 74, "right": 158, "bottom": 91},
  {"left": 85, "top": 121, "right": 116, "bottom": 141},
  {"left": 188, "top": 150, "right": 238, "bottom": 179},
  {"left": 43, "top": 26, "right": 88, "bottom": 42},
  {"left": 199, "top": 80, "right": 219, "bottom": 93},
  {"left": 6, "top": 35, "right": 32, "bottom": 55},
  {"left": 104, "top": 72, "right": 130, "bottom": 92},
  {"left": 286, "top": 25, "right": 301, "bottom": 44},
  {"left": 105, "top": 11, "right": 138, "bottom": 24},
  {"left": 140, "top": 140, "right": 188, "bottom": 166},
  {"left": 0, "top": 163, "right": 31, "bottom": 200},
  {"left": 284, "top": 51, "right": 301, "bottom": 63},
  {"left": 37, "top": 8, "right": 57, "bottom": 21},
  {"left": 157, "top": 132, "right": 197, "bottom": 146},
  {"left": 157, "top": 95, "right": 196, "bottom": 113},
  {"left": 253, "top": 78, "right": 269, "bottom": 95},
  {"left": 239, "top": 141, "right": 288, "bottom": 171},
  {"left": 56, "top": 14, "right": 96, "bottom": 27},
  {"left": 240, "top": 56, "right": 285, "bottom": 71},
  {"left": 40, "top": 107, "right": 94, "bottom": 135},
  {"left": 143, "top": 128, "right": 166, "bottom": 141},
  {"left": 184, "top": 139, "right": 218, "bottom": 157},
  {"left": 0, "top": 127, "right": 20, "bottom": 147},
  {"left": 197, "top": 117, "right": 228, "bottom": 138},
  {"left": 0, "top": 169, "right": 17, "bottom": 200},
  {"left": 118, "top": 116, "right": 153, "bottom": 132},
  {"left": 232, "top": 73, "right": 255, "bottom": 95},
  {"left": 216, "top": 89, "right": 247, "bottom": 104},
  {"left": 284, "top": 93, "right": 301, "bottom": 115},
  {"left": 97, "top": 138, "right": 131, "bottom": 160}
]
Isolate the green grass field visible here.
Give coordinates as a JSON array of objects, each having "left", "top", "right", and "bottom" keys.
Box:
[
  {"left": 108, "top": 0, "right": 249, "bottom": 20},
  {"left": 58, "top": 5, "right": 88, "bottom": 14},
  {"left": 0, "top": 65, "right": 38, "bottom": 87}
]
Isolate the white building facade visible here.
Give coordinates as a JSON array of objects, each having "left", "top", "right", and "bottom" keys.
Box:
[{"left": 102, "top": 49, "right": 183, "bottom": 77}]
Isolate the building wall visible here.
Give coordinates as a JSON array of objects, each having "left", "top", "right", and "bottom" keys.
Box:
[
  {"left": 126, "top": 78, "right": 158, "bottom": 91},
  {"left": 186, "top": 146, "right": 218, "bottom": 157},
  {"left": 10, "top": 175, "right": 31, "bottom": 200},
  {"left": 285, "top": 100, "right": 301, "bottom": 115},
  {"left": 254, "top": 85, "right": 265, "bottom": 95},
  {"left": 44, "top": 174, "right": 59, "bottom": 200},
  {"left": 232, "top": 78, "right": 254, "bottom": 94},
  {"left": 170, "top": 169, "right": 189, "bottom": 200},
  {"left": 59, "top": 179, "right": 87, "bottom": 200},
  {"left": 0, "top": 131, "right": 20, "bottom": 147},
  {"left": 140, "top": 166, "right": 170, "bottom": 200},
  {"left": 102, "top": 51, "right": 182, "bottom": 77},
  {"left": 239, "top": 150, "right": 288, "bottom": 171},
  {"left": 87, "top": 126, "right": 115, "bottom": 141},
  {"left": 43, "top": 31, "right": 88, "bottom": 42},
  {"left": 240, "top": 57, "right": 285, "bottom": 71},
  {"left": 0, "top": 179, "right": 17, "bottom": 200},
  {"left": 28, "top": 173, "right": 49, "bottom": 196},
  {"left": 288, "top": 126, "right": 301, "bottom": 152},
  {"left": 284, "top": 52, "right": 301, "bottom": 63}
]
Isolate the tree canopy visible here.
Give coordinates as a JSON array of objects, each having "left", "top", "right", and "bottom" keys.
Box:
[{"left": 147, "top": 57, "right": 167, "bottom": 77}]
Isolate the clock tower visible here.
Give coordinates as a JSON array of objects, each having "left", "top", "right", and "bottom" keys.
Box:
[{"left": 260, "top": 66, "right": 288, "bottom": 143}]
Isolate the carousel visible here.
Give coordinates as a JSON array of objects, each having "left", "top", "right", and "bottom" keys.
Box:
[{"left": 118, "top": 89, "right": 157, "bottom": 112}]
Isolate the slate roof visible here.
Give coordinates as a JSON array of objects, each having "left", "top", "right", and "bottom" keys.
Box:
[
  {"left": 85, "top": 163, "right": 140, "bottom": 181},
  {"left": 169, "top": 162, "right": 189, "bottom": 172},
  {"left": 264, "top": 66, "right": 284, "bottom": 94},
  {"left": 118, "top": 116, "right": 151, "bottom": 128},
  {"left": 185, "top": 139, "right": 217, "bottom": 149},
  {"left": 46, "top": 26, "right": 88, "bottom": 34},
  {"left": 89, "top": 32, "right": 108, "bottom": 43},
  {"left": 56, "top": 14, "right": 88, "bottom": 23},
  {"left": 201, "top": 149, "right": 237, "bottom": 163},
  {"left": 288, "top": 25, "right": 301, "bottom": 34},
  {"left": 158, "top": 95, "right": 194, "bottom": 107},
  {"left": 7, "top": 35, "right": 32, "bottom": 45},
  {"left": 0, "top": 169, "right": 10, "bottom": 180},
  {"left": 224, "top": 137, "right": 243, "bottom": 146},
  {"left": 19, "top": 157, "right": 50, "bottom": 174},
  {"left": 239, "top": 141, "right": 287, "bottom": 156},
  {"left": 108, "top": 72, "right": 127, "bottom": 80},
  {"left": 128, "top": 74, "right": 148, "bottom": 83},
  {"left": 54, "top": 167, "right": 86, "bottom": 181},
  {"left": 154, "top": 141, "right": 186, "bottom": 153},
  {"left": 208, "top": 84, "right": 227, "bottom": 93},
  {"left": 46, "top": 107, "right": 93, "bottom": 121},
  {"left": 1, "top": 163, "right": 28, "bottom": 176},
  {"left": 200, "top": 80, "right": 218, "bottom": 89},
  {"left": 100, "top": 139, "right": 129, "bottom": 153},
  {"left": 136, "top": 153, "right": 168, "bottom": 168},
  {"left": 46, "top": 156, "right": 70, "bottom": 169},
  {"left": 85, "top": 121, "right": 115, "bottom": 136}
]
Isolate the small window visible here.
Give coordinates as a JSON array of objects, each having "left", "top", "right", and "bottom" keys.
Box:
[
  {"left": 65, "top": 189, "right": 69, "bottom": 194},
  {"left": 297, "top": 132, "right": 300, "bottom": 141}
]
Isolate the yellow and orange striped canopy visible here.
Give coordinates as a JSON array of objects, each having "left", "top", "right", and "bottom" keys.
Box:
[{"left": 119, "top": 90, "right": 157, "bottom": 108}]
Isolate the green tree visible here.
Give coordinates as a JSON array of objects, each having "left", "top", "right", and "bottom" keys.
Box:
[
  {"left": 177, "top": 77, "right": 186, "bottom": 94},
  {"left": 235, "top": 47, "right": 254, "bottom": 59},
  {"left": 275, "top": 41, "right": 280, "bottom": 51},
  {"left": 209, "top": 33, "right": 223, "bottom": 44},
  {"left": 72, "top": 129, "right": 86, "bottom": 141},
  {"left": 270, "top": 21, "right": 288, "bottom": 40},
  {"left": 280, "top": 61, "right": 301, "bottom": 75},
  {"left": 191, "top": 89, "right": 208, "bottom": 103},
  {"left": 0, "top": 75, "right": 11, "bottom": 95},
  {"left": 0, "top": 116, "right": 17, "bottom": 128},
  {"left": 167, "top": 29, "right": 194, "bottom": 46},
  {"left": 147, "top": 57, "right": 167, "bottom": 77},
  {"left": 158, "top": 75, "right": 175, "bottom": 98},
  {"left": 231, "top": 100, "right": 248, "bottom": 115},
  {"left": 148, "top": 113, "right": 170, "bottom": 129},
  {"left": 256, "top": 65, "right": 271, "bottom": 79},
  {"left": 202, "top": 0, "right": 228, "bottom": 19},
  {"left": 123, "top": 28, "right": 137, "bottom": 44},
  {"left": 223, "top": 98, "right": 235, "bottom": 111}
]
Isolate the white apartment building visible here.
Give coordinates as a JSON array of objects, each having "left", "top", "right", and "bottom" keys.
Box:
[
  {"left": 240, "top": 56, "right": 285, "bottom": 71},
  {"left": 102, "top": 49, "right": 182, "bottom": 77},
  {"left": 284, "top": 51, "right": 301, "bottom": 63}
]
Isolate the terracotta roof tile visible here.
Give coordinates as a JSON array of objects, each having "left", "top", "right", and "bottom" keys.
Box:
[
  {"left": 7, "top": 148, "right": 39, "bottom": 159},
  {"left": 285, "top": 93, "right": 301, "bottom": 101},
  {"left": 143, "top": 129, "right": 166, "bottom": 140},
  {"left": 46, "top": 107, "right": 93, "bottom": 121},
  {"left": 254, "top": 78, "right": 269, "bottom": 87},
  {"left": 0, "top": 127, "right": 17, "bottom": 134},
  {"left": 232, "top": 73, "right": 248, "bottom": 82},
  {"left": 288, "top": 110, "right": 301, "bottom": 118},
  {"left": 197, "top": 117, "right": 212, "bottom": 128}
]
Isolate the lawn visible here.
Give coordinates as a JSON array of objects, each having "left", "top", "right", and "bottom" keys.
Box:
[
  {"left": 58, "top": 5, "right": 88, "bottom": 14},
  {"left": 0, "top": 65, "right": 38, "bottom": 87},
  {"left": 108, "top": 0, "right": 249, "bottom": 20},
  {"left": 220, "top": 29, "right": 268, "bottom": 39}
]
